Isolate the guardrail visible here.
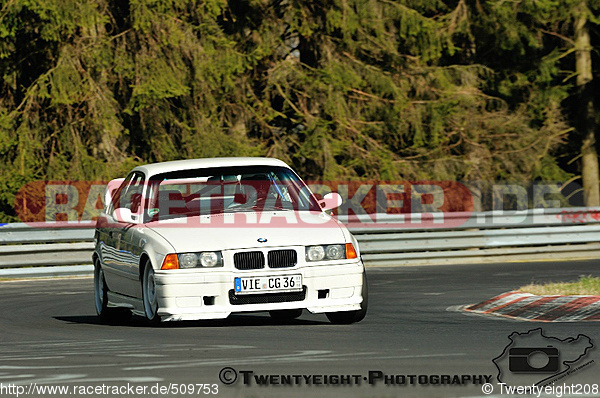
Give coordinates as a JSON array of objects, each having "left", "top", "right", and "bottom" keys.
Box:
[
  {"left": 1, "top": 207, "right": 600, "bottom": 270},
  {"left": 344, "top": 208, "right": 600, "bottom": 265}
]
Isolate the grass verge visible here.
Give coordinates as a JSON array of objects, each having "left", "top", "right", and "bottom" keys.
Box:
[{"left": 519, "top": 276, "right": 600, "bottom": 296}]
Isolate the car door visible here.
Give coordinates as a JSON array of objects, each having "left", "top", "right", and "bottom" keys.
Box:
[
  {"left": 98, "top": 174, "right": 133, "bottom": 292},
  {"left": 103, "top": 172, "right": 145, "bottom": 297}
]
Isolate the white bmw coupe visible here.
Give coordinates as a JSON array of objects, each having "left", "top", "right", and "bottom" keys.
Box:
[{"left": 93, "top": 157, "right": 367, "bottom": 324}]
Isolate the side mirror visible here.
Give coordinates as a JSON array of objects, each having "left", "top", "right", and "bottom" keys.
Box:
[
  {"left": 112, "top": 207, "right": 136, "bottom": 224},
  {"left": 319, "top": 192, "right": 343, "bottom": 211}
]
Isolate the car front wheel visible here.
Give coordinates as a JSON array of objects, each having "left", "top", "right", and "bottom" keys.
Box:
[{"left": 142, "top": 261, "right": 161, "bottom": 324}]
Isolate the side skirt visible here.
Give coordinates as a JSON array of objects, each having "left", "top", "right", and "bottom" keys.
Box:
[{"left": 107, "top": 291, "right": 145, "bottom": 317}]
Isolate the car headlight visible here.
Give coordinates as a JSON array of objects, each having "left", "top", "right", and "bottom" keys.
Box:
[
  {"left": 176, "top": 251, "right": 223, "bottom": 268},
  {"left": 306, "top": 245, "right": 325, "bottom": 261},
  {"left": 199, "top": 251, "right": 221, "bottom": 267},
  {"left": 306, "top": 244, "right": 350, "bottom": 262},
  {"left": 179, "top": 253, "right": 198, "bottom": 268}
]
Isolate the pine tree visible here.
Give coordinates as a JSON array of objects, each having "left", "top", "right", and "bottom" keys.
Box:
[
  {"left": 0, "top": 0, "right": 592, "bottom": 220},
  {"left": 468, "top": 0, "right": 600, "bottom": 205}
]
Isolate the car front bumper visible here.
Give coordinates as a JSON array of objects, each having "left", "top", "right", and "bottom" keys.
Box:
[{"left": 154, "top": 260, "right": 365, "bottom": 321}]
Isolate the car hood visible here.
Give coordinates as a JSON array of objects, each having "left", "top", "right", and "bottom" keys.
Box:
[{"left": 145, "top": 211, "right": 347, "bottom": 252}]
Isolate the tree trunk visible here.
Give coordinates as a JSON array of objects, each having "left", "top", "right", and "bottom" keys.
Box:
[{"left": 576, "top": 1, "right": 599, "bottom": 206}]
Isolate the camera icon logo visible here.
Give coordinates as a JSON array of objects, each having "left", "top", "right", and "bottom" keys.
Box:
[
  {"left": 493, "top": 328, "right": 593, "bottom": 386},
  {"left": 508, "top": 346, "right": 559, "bottom": 373}
]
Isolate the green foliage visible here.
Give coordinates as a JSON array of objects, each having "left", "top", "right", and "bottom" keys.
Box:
[
  {"left": 520, "top": 275, "right": 600, "bottom": 295},
  {"left": 0, "top": 0, "right": 598, "bottom": 220}
]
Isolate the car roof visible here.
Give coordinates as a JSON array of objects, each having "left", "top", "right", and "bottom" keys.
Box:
[{"left": 133, "top": 157, "right": 291, "bottom": 177}]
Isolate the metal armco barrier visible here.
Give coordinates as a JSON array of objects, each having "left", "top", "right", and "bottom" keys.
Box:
[{"left": 1, "top": 207, "right": 600, "bottom": 270}]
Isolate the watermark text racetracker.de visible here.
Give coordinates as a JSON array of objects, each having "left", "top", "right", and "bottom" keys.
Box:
[
  {"left": 15, "top": 180, "right": 472, "bottom": 229},
  {"left": 218, "top": 367, "right": 492, "bottom": 387},
  {"left": 12, "top": 179, "right": 588, "bottom": 229},
  {"left": 0, "top": 382, "right": 218, "bottom": 397}
]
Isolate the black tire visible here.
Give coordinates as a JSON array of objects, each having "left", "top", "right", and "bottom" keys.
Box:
[
  {"left": 142, "top": 260, "right": 161, "bottom": 325},
  {"left": 94, "top": 258, "right": 131, "bottom": 323},
  {"left": 269, "top": 308, "right": 303, "bottom": 321},
  {"left": 326, "top": 270, "right": 368, "bottom": 324}
]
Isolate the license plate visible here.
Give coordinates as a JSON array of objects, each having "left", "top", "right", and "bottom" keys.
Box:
[{"left": 234, "top": 275, "right": 302, "bottom": 295}]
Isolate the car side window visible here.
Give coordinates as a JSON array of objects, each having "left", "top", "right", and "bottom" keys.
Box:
[
  {"left": 109, "top": 172, "right": 145, "bottom": 215},
  {"left": 121, "top": 173, "right": 145, "bottom": 214},
  {"left": 106, "top": 173, "right": 134, "bottom": 215}
]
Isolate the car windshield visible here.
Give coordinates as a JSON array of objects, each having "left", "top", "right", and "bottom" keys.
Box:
[{"left": 144, "top": 165, "right": 321, "bottom": 221}]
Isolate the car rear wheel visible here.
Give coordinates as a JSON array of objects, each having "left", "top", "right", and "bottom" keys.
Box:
[
  {"left": 326, "top": 270, "right": 368, "bottom": 324},
  {"left": 142, "top": 261, "right": 161, "bottom": 324},
  {"left": 269, "top": 309, "right": 303, "bottom": 321},
  {"left": 94, "top": 258, "right": 130, "bottom": 322}
]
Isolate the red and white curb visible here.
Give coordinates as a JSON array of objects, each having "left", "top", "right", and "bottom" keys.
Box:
[{"left": 462, "top": 291, "right": 600, "bottom": 322}]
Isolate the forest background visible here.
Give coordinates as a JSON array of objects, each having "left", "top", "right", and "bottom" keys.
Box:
[{"left": 0, "top": 0, "right": 599, "bottom": 221}]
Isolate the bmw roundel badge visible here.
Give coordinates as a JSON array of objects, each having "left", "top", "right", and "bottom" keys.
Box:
[{"left": 257, "top": 238, "right": 268, "bottom": 243}]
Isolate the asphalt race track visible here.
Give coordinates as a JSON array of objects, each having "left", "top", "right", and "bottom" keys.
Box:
[{"left": 1, "top": 260, "right": 599, "bottom": 398}]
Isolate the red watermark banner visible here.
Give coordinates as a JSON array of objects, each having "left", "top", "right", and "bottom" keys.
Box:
[{"left": 15, "top": 179, "right": 476, "bottom": 229}]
